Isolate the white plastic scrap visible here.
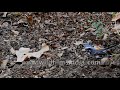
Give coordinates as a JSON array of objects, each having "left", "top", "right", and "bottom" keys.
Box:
[{"left": 10, "top": 43, "right": 49, "bottom": 62}]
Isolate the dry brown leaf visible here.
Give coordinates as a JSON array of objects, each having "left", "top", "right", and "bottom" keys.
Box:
[
  {"left": 102, "top": 34, "right": 108, "bottom": 40},
  {"left": 2, "top": 12, "right": 7, "bottom": 17},
  {"left": 61, "top": 47, "right": 68, "bottom": 50},
  {"left": 74, "top": 40, "right": 83, "bottom": 46},
  {"left": 44, "top": 52, "right": 54, "bottom": 57},
  {"left": 112, "top": 12, "right": 120, "bottom": 21},
  {"left": 80, "top": 32, "right": 85, "bottom": 37},
  {"left": 28, "top": 43, "right": 49, "bottom": 58},
  {"left": 25, "top": 14, "right": 33, "bottom": 26},
  {"left": 101, "top": 57, "right": 109, "bottom": 64},
  {"left": 57, "top": 51, "right": 64, "bottom": 57},
  {"left": 113, "top": 24, "right": 120, "bottom": 30},
  {"left": 11, "top": 30, "right": 19, "bottom": 35},
  {"left": 1, "top": 60, "right": 8, "bottom": 69},
  {"left": 10, "top": 43, "right": 49, "bottom": 62},
  {"left": 10, "top": 47, "right": 16, "bottom": 55},
  {"left": 1, "top": 22, "right": 9, "bottom": 28},
  {"left": 15, "top": 47, "right": 31, "bottom": 62},
  {"left": 85, "top": 28, "right": 96, "bottom": 32}
]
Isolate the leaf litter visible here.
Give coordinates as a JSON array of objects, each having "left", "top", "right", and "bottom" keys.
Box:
[{"left": 0, "top": 12, "right": 120, "bottom": 78}]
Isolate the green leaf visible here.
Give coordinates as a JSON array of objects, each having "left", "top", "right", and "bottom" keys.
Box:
[{"left": 92, "top": 21, "right": 104, "bottom": 38}]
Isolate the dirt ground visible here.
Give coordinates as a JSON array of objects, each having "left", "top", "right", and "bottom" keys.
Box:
[{"left": 0, "top": 12, "right": 120, "bottom": 78}]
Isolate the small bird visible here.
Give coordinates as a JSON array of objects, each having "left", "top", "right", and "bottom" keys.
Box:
[{"left": 83, "top": 43, "right": 109, "bottom": 56}]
